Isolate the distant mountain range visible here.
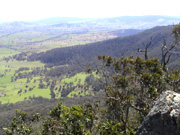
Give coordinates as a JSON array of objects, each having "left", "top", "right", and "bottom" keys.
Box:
[
  {"left": 0, "top": 15, "right": 180, "bottom": 32},
  {"left": 31, "top": 16, "right": 180, "bottom": 29},
  {"left": 0, "top": 15, "right": 179, "bottom": 48}
]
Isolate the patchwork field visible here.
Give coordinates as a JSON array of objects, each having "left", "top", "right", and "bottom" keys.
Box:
[
  {"left": 0, "top": 24, "right": 128, "bottom": 104},
  {"left": 0, "top": 48, "right": 20, "bottom": 59},
  {"left": 2, "top": 30, "right": 117, "bottom": 53},
  {"left": 0, "top": 48, "right": 97, "bottom": 103},
  {"left": 0, "top": 49, "right": 47, "bottom": 103}
]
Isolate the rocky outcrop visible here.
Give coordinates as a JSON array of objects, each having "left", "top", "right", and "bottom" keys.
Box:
[{"left": 136, "top": 91, "right": 180, "bottom": 135}]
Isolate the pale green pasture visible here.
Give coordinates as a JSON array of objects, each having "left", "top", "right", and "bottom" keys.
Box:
[
  {"left": 0, "top": 57, "right": 50, "bottom": 103},
  {"left": 0, "top": 88, "right": 50, "bottom": 104},
  {"left": 0, "top": 32, "right": 57, "bottom": 46},
  {"left": 62, "top": 72, "right": 97, "bottom": 97},
  {"left": 61, "top": 72, "right": 89, "bottom": 85},
  {"left": 0, "top": 48, "right": 20, "bottom": 59},
  {"left": 67, "top": 88, "right": 92, "bottom": 98},
  {"left": 0, "top": 75, "right": 51, "bottom": 104}
]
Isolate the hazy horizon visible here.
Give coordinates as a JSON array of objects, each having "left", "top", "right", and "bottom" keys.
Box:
[
  {"left": 0, "top": 15, "right": 179, "bottom": 24},
  {"left": 0, "top": 0, "right": 180, "bottom": 22}
]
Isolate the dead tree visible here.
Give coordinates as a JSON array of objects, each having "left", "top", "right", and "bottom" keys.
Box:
[
  {"left": 138, "top": 37, "right": 152, "bottom": 60},
  {"left": 161, "top": 39, "right": 176, "bottom": 72}
]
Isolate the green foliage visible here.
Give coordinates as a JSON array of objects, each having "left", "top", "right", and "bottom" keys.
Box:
[
  {"left": 4, "top": 24, "right": 180, "bottom": 135},
  {"left": 97, "top": 54, "right": 180, "bottom": 134},
  {"left": 97, "top": 121, "right": 124, "bottom": 135},
  {"left": 167, "top": 69, "right": 180, "bottom": 92},
  {"left": 5, "top": 55, "right": 180, "bottom": 134},
  {"left": 4, "top": 110, "right": 42, "bottom": 135},
  {"left": 42, "top": 102, "right": 97, "bottom": 135},
  {"left": 172, "top": 23, "right": 180, "bottom": 41},
  {"left": 49, "top": 102, "right": 63, "bottom": 120}
]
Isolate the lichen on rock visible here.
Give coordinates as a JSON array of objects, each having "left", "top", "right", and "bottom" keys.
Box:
[{"left": 136, "top": 91, "right": 180, "bottom": 135}]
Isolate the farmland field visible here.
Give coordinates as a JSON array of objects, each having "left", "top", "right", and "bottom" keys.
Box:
[
  {"left": 0, "top": 48, "right": 98, "bottom": 103},
  {"left": 0, "top": 21, "right": 143, "bottom": 104},
  {"left": 0, "top": 50, "right": 48, "bottom": 103},
  {"left": 2, "top": 30, "right": 117, "bottom": 53}
]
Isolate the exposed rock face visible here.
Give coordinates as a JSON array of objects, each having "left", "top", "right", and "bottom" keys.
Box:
[{"left": 136, "top": 91, "right": 180, "bottom": 135}]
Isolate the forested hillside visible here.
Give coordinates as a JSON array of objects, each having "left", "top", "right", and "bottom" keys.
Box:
[
  {"left": 1, "top": 18, "right": 180, "bottom": 134},
  {"left": 28, "top": 25, "right": 180, "bottom": 69},
  {"left": 3, "top": 23, "right": 180, "bottom": 135}
]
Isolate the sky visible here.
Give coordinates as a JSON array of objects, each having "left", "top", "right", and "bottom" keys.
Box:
[{"left": 0, "top": 0, "right": 180, "bottom": 22}]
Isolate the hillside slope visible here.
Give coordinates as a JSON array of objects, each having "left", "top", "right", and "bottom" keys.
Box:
[
  {"left": 28, "top": 25, "right": 180, "bottom": 69},
  {"left": 0, "top": 15, "right": 179, "bottom": 53}
]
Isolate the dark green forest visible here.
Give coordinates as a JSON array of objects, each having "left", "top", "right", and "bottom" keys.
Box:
[
  {"left": 22, "top": 25, "right": 180, "bottom": 76},
  {"left": 4, "top": 56, "right": 180, "bottom": 134},
  {"left": 1, "top": 24, "right": 180, "bottom": 135}
]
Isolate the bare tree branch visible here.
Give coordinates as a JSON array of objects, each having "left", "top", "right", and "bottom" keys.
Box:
[
  {"left": 161, "top": 39, "right": 176, "bottom": 71},
  {"left": 138, "top": 37, "right": 152, "bottom": 60}
]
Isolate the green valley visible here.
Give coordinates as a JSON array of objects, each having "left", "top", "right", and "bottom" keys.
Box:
[{"left": 0, "top": 16, "right": 180, "bottom": 134}]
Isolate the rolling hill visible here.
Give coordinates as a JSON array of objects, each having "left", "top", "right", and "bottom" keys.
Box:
[
  {"left": 28, "top": 25, "right": 180, "bottom": 69},
  {"left": 1, "top": 18, "right": 180, "bottom": 133},
  {"left": 33, "top": 15, "right": 180, "bottom": 29},
  {"left": 0, "top": 15, "right": 179, "bottom": 52}
]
